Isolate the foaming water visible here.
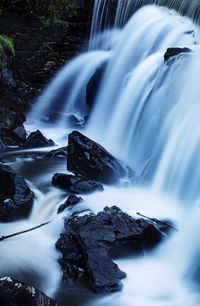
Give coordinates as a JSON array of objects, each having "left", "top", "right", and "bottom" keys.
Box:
[
  {"left": 76, "top": 186, "right": 200, "bottom": 306},
  {"left": 0, "top": 188, "right": 68, "bottom": 297}
]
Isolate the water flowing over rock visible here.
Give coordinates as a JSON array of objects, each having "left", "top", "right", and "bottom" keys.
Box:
[
  {"left": 52, "top": 173, "right": 103, "bottom": 194},
  {"left": 86, "top": 62, "right": 107, "bottom": 109},
  {"left": 0, "top": 277, "right": 57, "bottom": 306},
  {"left": 67, "top": 131, "right": 134, "bottom": 184},
  {"left": 44, "top": 147, "right": 68, "bottom": 159},
  {"left": 57, "top": 195, "right": 83, "bottom": 213},
  {"left": 0, "top": 163, "right": 34, "bottom": 222},
  {"left": 164, "top": 47, "right": 191, "bottom": 62},
  {"left": 56, "top": 206, "right": 166, "bottom": 293}
]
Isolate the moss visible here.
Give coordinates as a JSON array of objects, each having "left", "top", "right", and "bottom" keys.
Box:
[
  {"left": 0, "top": 35, "right": 15, "bottom": 56},
  {"left": 0, "top": 35, "right": 15, "bottom": 67}
]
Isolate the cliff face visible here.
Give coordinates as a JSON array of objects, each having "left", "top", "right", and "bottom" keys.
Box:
[{"left": 0, "top": 1, "right": 93, "bottom": 145}]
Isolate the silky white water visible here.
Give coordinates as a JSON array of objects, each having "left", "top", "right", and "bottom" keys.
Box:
[{"left": 2, "top": 1, "right": 200, "bottom": 305}]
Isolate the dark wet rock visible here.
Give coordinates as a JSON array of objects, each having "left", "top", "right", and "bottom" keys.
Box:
[
  {"left": 24, "top": 130, "right": 55, "bottom": 148},
  {"left": 44, "top": 147, "right": 68, "bottom": 159},
  {"left": 0, "top": 163, "right": 34, "bottom": 222},
  {"left": 52, "top": 173, "right": 103, "bottom": 194},
  {"left": 164, "top": 47, "right": 191, "bottom": 61},
  {"left": 67, "top": 131, "right": 134, "bottom": 184},
  {"left": 0, "top": 36, "right": 28, "bottom": 146},
  {"left": 57, "top": 195, "right": 83, "bottom": 213},
  {"left": 56, "top": 206, "right": 165, "bottom": 293},
  {"left": 12, "top": 125, "right": 26, "bottom": 143},
  {"left": 0, "top": 277, "right": 57, "bottom": 306},
  {"left": 86, "top": 62, "right": 107, "bottom": 109}
]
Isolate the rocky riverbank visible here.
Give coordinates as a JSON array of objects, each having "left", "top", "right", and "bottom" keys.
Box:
[{"left": 0, "top": 1, "right": 92, "bottom": 146}]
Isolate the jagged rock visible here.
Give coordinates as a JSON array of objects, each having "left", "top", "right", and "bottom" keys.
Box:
[
  {"left": 24, "top": 130, "right": 55, "bottom": 148},
  {"left": 52, "top": 173, "right": 103, "bottom": 194},
  {"left": 164, "top": 47, "right": 191, "bottom": 61},
  {"left": 67, "top": 131, "right": 134, "bottom": 184},
  {"left": 0, "top": 277, "right": 57, "bottom": 306},
  {"left": 0, "top": 163, "right": 34, "bottom": 222},
  {"left": 56, "top": 206, "right": 166, "bottom": 293},
  {"left": 57, "top": 195, "right": 83, "bottom": 213},
  {"left": 44, "top": 147, "right": 68, "bottom": 159}
]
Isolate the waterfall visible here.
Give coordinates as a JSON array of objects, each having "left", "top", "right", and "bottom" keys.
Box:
[
  {"left": 90, "top": 0, "right": 200, "bottom": 51},
  {"left": 28, "top": 51, "right": 110, "bottom": 126},
  {"left": 22, "top": 1, "right": 200, "bottom": 304}
]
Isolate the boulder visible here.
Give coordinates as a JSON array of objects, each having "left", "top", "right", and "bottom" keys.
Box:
[
  {"left": 24, "top": 130, "right": 55, "bottom": 148},
  {"left": 164, "top": 47, "right": 191, "bottom": 62},
  {"left": 56, "top": 206, "right": 166, "bottom": 293},
  {"left": 67, "top": 131, "right": 134, "bottom": 184},
  {"left": 57, "top": 195, "right": 83, "bottom": 213},
  {"left": 0, "top": 277, "right": 57, "bottom": 306},
  {"left": 0, "top": 163, "right": 34, "bottom": 222},
  {"left": 52, "top": 173, "right": 103, "bottom": 194}
]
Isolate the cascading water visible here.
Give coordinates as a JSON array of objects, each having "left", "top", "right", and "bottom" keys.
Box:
[{"left": 3, "top": 0, "right": 200, "bottom": 305}]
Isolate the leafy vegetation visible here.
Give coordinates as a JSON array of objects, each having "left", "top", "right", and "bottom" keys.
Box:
[
  {"left": 0, "top": 35, "right": 15, "bottom": 57},
  {"left": 0, "top": 35, "right": 15, "bottom": 67}
]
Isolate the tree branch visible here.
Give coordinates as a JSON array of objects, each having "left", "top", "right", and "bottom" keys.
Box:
[{"left": 0, "top": 220, "right": 51, "bottom": 241}]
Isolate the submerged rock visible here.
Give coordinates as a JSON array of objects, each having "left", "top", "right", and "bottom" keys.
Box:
[
  {"left": 44, "top": 146, "right": 68, "bottom": 159},
  {"left": 57, "top": 195, "right": 83, "bottom": 213},
  {"left": 67, "top": 131, "right": 134, "bottom": 184},
  {"left": 164, "top": 47, "right": 191, "bottom": 61},
  {"left": 0, "top": 163, "right": 34, "bottom": 222},
  {"left": 24, "top": 130, "right": 55, "bottom": 148},
  {"left": 56, "top": 206, "right": 165, "bottom": 293},
  {"left": 52, "top": 173, "right": 103, "bottom": 194},
  {"left": 0, "top": 277, "right": 57, "bottom": 306}
]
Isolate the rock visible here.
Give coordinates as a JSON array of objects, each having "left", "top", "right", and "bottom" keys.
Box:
[
  {"left": 0, "top": 277, "right": 57, "bottom": 306},
  {"left": 56, "top": 206, "right": 165, "bottom": 293},
  {"left": 0, "top": 36, "right": 28, "bottom": 146},
  {"left": 57, "top": 195, "right": 83, "bottom": 213},
  {"left": 164, "top": 47, "right": 191, "bottom": 61},
  {"left": 67, "top": 131, "right": 134, "bottom": 184},
  {"left": 44, "top": 147, "right": 68, "bottom": 159},
  {"left": 13, "top": 125, "right": 26, "bottom": 143},
  {"left": 0, "top": 163, "right": 34, "bottom": 222},
  {"left": 24, "top": 130, "right": 55, "bottom": 148},
  {"left": 52, "top": 173, "right": 103, "bottom": 194}
]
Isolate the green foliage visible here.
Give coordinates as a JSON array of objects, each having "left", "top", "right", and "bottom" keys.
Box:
[
  {"left": 0, "top": 35, "right": 15, "bottom": 67},
  {"left": 0, "top": 35, "right": 15, "bottom": 57}
]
